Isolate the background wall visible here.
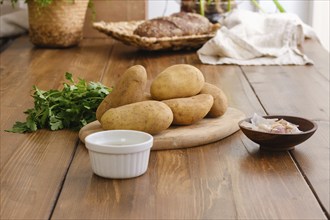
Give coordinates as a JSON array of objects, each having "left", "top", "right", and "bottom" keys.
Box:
[
  {"left": 147, "top": 0, "right": 329, "bottom": 52},
  {"left": 311, "top": 0, "right": 329, "bottom": 52}
]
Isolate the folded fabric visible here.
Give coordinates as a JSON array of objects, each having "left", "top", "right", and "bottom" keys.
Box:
[
  {"left": 197, "top": 9, "right": 316, "bottom": 65},
  {"left": 0, "top": 10, "right": 29, "bottom": 38}
]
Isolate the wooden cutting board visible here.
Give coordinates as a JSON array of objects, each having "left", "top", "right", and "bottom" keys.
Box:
[{"left": 79, "top": 107, "right": 245, "bottom": 151}]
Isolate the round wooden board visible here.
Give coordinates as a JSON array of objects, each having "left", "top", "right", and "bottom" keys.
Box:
[{"left": 79, "top": 107, "right": 245, "bottom": 151}]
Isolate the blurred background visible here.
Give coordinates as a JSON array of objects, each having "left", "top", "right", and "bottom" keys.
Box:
[
  {"left": 148, "top": 0, "right": 329, "bottom": 51},
  {"left": 1, "top": 0, "right": 329, "bottom": 52}
]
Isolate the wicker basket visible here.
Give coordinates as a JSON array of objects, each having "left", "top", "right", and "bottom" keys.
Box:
[
  {"left": 28, "top": 0, "right": 89, "bottom": 48},
  {"left": 93, "top": 21, "right": 220, "bottom": 51}
]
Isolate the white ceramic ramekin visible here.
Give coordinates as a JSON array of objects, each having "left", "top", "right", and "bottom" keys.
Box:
[{"left": 85, "top": 130, "right": 153, "bottom": 179}]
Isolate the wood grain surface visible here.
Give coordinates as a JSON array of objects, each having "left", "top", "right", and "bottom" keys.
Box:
[
  {"left": 241, "top": 40, "right": 330, "bottom": 215},
  {"left": 1, "top": 37, "right": 329, "bottom": 219},
  {"left": 0, "top": 38, "right": 112, "bottom": 219},
  {"left": 52, "top": 42, "right": 327, "bottom": 219},
  {"left": 52, "top": 134, "right": 326, "bottom": 219}
]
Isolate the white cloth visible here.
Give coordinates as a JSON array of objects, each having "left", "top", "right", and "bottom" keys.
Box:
[
  {"left": 0, "top": 10, "right": 29, "bottom": 38},
  {"left": 197, "top": 10, "right": 317, "bottom": 65}
]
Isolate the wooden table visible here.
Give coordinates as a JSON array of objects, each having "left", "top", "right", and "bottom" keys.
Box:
[{"left": 1, "top": 36, "right": 329, "bottom": 219}]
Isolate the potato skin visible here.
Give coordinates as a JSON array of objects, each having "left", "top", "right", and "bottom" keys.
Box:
[
  {"left": 100, "top": 101, "right": 173, "bottom": 135},
  {"left": 162, "top": 94, "right": 213, "bottom": 125},
  {"left": 150, "top": 64, "right": 205, "bottom": 100},
  {"left": 142, "top": 92, "right": 153, "bottom": 101},
  {"left": 200, "top": 82, "right": 228, "bottom": 117},
  {"left": 96, "top": 65, "right": 147, "bottom": 121}
]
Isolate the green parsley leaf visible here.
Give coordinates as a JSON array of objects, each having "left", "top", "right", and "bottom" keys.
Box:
[{"left": 6, "top": 73, "right": 111, "bottom": 133}]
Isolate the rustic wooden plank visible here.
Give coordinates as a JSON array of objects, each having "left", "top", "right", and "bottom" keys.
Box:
[
  {"left": 0, "top": 130, "right": 78, "bottom": 219},
  {"left": 240, "top": 65, "right": 329, "bottom": 120},
  {"left": 52, "top": 42, "right": 326, "bottom": 219},
  {"left": 241, "top": 40, "right": 330, "bottom": 216},
  {"left": 1, "top": 37, "right": 39, "bottom": 169},
  {"left": 0, "top": 37, "right": 113, "bottom": 167},
  {"left": 290, "top": 121, "right": 330, "bottom": 215},
  {"left": 52, "top": 137, "right": 326, "bottom": 219},
  {"left": 0, "top": 37, "right": 112, "bottom": 219},
  {"left": 300, "top": 39, "right": 330, "bottom": 81}
]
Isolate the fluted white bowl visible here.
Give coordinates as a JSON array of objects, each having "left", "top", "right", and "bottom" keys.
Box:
[{"left": 85, "top": 130, "right": 153, "bottom": 179}]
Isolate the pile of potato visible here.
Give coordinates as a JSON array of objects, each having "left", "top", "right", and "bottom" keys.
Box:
[{"left": 96, "top": 64, "right": 228, "bottom": 135}]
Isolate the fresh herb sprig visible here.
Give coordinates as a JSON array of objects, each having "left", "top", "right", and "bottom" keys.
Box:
[{"left": 6, "top": 72, "right": 111, "bottom": 133}]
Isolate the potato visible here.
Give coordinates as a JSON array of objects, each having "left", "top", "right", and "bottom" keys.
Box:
[
  {"left": 150, "top": 64, "right": 205, "bottom": 100},
  {"left": 96, "top": 65, "right": 147, "bottom": 121},
  {"left": 100, "top": 101, "right": 173, "bottom": 135},
  {"left": 200, "top": 82, "right": 228, "bottom": 117},
  {"left": 162, "top": 94, "right": 213, "bottom": 125},
  {"left": 142, "top": 92, "right": 153, "bottom": 101}
]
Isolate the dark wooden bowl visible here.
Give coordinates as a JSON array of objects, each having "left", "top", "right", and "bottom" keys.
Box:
[{"left": 238, "top": 115, "right": 318, "bottom": 151}]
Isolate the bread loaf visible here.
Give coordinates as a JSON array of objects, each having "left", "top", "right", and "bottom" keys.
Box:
[{"left": 133, "top": 12, "right": 213, "bottom": 38}]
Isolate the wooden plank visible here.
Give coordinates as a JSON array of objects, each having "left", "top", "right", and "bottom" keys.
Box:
[
  {"left": 240, "top": 65, "right": 329, "bottom": 120},
  {"left": 52, "top": 138, "right": 326, "bottom": 218},
  {"left": 1, "top": 37, "right": 40, "bottom": 169},
  {"left": 83, "top": 0, "right": 146, "bottom": 38},
  {"left": 52, "top": 42, "right": 326, "bottom": 219},
  {"left": 0, "top": 130, "right": 78, "bottom": 219},
  {"left": 0, "top": 37, "right": 112, "bottom": 219},
  {"left": 300, "top": 39, "right": 330, "bottom": 81},
  {"left": 0, "top": 37, "right": 113, "bottom": 167},
  {"left": 241, "top": 40, "right": 330, "bottom": 216},
  {"left": 290, "top": 121, "right": 330, "bottom": 215}
]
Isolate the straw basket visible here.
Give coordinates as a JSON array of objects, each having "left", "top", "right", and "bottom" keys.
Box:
[{"left": 28, "top": 0, "right": 89, "bottom": 48}]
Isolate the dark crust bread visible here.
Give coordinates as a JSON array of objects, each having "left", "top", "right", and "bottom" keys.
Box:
[
  {"left": 171, "top": 12, "right": 212, "bottom": 34},
  {"left": 133, "top": 18, "right": 185, "bottom": 38},
  {"left": 133, "top": 12, "right": 212, "bottom": 38}
]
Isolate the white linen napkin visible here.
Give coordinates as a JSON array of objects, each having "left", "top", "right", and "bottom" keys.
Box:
[{"left": 197, "top": 9, "right": 316, "bottom": 65}]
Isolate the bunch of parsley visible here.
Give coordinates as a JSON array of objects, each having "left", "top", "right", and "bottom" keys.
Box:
[{"left": 7, "top": 72, "right": 111, "bottom": 133}]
